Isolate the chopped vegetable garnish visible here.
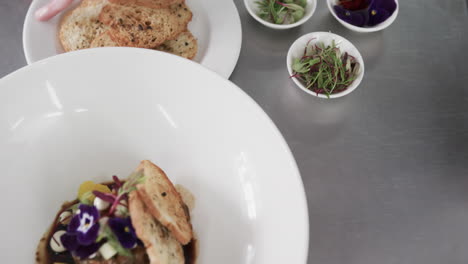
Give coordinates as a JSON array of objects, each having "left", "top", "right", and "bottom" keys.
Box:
[{"left": 291, "top": 40, "right": 360, "bottom": 98}]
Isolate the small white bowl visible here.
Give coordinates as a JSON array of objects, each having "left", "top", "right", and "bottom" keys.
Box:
[
  {"left": 286, "top": 32, "right": 365, "bottom": 99},
  {"left": 244, "top": 0, "right": 317, "bottom": 30},
  {"left": 326, "top": 0, "right": 399, "bottom": 33}
]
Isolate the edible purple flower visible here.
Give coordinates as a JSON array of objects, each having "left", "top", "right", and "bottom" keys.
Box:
[
  {"left": 367, "top": 0, "right": 396, "bottom": 26},
  {"left": 61, "top": 204, "right": 101, "bottom": 258},
  {"left": 108, "top": 217, "right": 137, "bottom": 248},
  {"left": 334, "top": 0, "right": 396, "bottom": 27},
  {"left": 334, "top": 5, "right": 367, "bottom": 27}
]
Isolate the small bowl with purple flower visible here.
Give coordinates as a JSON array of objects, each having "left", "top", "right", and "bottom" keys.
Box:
[
  {"left": 327, "top": 0, "right": 399, "bottom": 32},
  {"left": 287, "top": 32, "right": 364, "bottom": 98},
  {"left": 244, "top": 0, "right": 317, "bottom": 29}
]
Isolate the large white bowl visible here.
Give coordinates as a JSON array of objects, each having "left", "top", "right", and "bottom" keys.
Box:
[
  {"left": 287, "top": 32, "right": 365, "bottom": 98},
  {"left": 0, "top": 48, "right": 308, "bottom": 264},
  {"left": 326, "top": 0, "right": 399, "bottom": 33},
  {"left": 23, "top": 0, "right": 242, "bottom": 79},
  {"left": 244, "top": 0, "right": 317, "bottom": 30}
]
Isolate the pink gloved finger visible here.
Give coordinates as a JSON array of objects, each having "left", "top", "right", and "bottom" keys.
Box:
[{"left": 35, "top": 0, "right": 74, "bottom": 21}]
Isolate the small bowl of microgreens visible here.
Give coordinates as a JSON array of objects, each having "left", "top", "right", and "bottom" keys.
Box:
[
  {"left": 244, "top": 0, "right": 317, "bottom": 29},
  {"left": 287, "top": 32, "right": 364, "bottom": 98}
]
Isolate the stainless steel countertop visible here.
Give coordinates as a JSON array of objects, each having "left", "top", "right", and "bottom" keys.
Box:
[{"left": 1, "top": 0, "right": 468, "bottom": 263}]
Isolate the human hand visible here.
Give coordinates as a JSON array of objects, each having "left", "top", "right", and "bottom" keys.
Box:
[{"left": 35, "top": 0, "right": 74, "bottom": 21}]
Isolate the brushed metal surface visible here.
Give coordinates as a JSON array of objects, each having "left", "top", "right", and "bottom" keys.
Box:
[{"left": 1, "top": 0, "right": 468, "bottom": 263}]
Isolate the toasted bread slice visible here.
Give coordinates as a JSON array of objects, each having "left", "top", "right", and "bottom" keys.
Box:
[
  {"left": 89, "top": 30, "right": 119, "bottom": 47},
  {"left": 135, "top": 160, "right": 193, "bottom": 245},
  {"left": 129, "top": 191, "right": 184, "bottom": 264},
  {"left": 98, "top": 3, "right": 192, "bottom": 48},
  {"left": 58, "top": 0, "right": 108, "bottom": 51},
  {"left": 155, "top": 31, "right": 197, "bottom": 60},
  {"left": 109, "top": 0, "right": 184, "bottom": 9},
  {"left": 90, "top": 30, "right": 197, "bottom": 60}
]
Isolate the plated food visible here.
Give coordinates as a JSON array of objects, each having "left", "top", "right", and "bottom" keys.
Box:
[
  {"left": 36, "top": 160, "right": 196, "bottom": 264},
  {"left": 1, "top": 48, "right": 308, "bottom": 264},
  {"left": 59, "top": 0, "right": 198, "bottom": 59}
]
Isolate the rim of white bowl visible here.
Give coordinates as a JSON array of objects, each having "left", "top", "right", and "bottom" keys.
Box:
[
  {"left": 1, "top": 47, "right": 310, "bottom": 264},
  {"left": 244, "top": 0, "right": 317, "bottom": 29},
  {"left": 286, "top": 32, "right": 365, "bottom": 99},
  {"left": 326, "top": 0, "right": 399, "bottom": 33}
]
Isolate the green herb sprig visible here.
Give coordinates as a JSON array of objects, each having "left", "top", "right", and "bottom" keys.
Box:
[
  {"left": 256, "top": 0, "right": 307, "bottom": 24},
  {"left": 118, "top": 172, "right": 146, "bottom": 196},
  {"left": 291, "top": 40, "right": 360, "bottom": 98},
  {"left": 108, "top": 172, "right": 145, "bottom": 215}
]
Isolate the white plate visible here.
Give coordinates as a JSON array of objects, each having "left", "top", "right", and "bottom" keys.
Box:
[
  {"left": 0, "top": 48, "right": 308, "bottom": 264},
  {"left": 23, "top": 0, "right": 242, "bottom": 79}
]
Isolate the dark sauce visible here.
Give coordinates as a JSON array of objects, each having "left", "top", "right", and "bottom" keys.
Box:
[
  {"left": 36, "top": 200, "right": 78, "bottom": 264},
  {"left": 183, "top": 239, "right": 198, "bottom": 264}
]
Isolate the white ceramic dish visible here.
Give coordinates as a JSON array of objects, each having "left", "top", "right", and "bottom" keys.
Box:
[
  {"left": 326, "top": 0, "right": 399, "bottom": 33},
  {"left": 244, "top": 0, "right": 316, "bottom": 30},
  {"left": 23, "top": 0, "right": 242, "bottom": 79},
  {"left": 0, "top": 48, "right": 308, "bottom": 263},
  {"left": 287, "top": 32, "right": 365, "bottom": 98}
]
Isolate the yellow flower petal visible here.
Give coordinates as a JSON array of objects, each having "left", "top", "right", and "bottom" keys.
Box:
[
  {"left": 78, "top": 181, "right": 96, "bottom": 199},
  {"left": 94, "top": 183, "right": 111, "bottom": 194},
  {"left": 78, "top": 181, "right": 111, "bottom": 202}
]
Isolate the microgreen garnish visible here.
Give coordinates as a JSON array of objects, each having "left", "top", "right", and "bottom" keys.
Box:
[
  {"left": 112, "top": 175, "right": 123, "bottom": 189},
  {"left": 93, "top": 172, "right": 145, "bottom": 216},
  {"left": 93, "top": 191, "right": 115, "bottom": 203},
  {"left": 119, "top": 172, "right": 146, "bottom": 196},
  {"left": 291, "top": 40, "right": 360, "bottom": 98},
  {"left": 256, "top": 0, "right": 306, "bottom": 24}
]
